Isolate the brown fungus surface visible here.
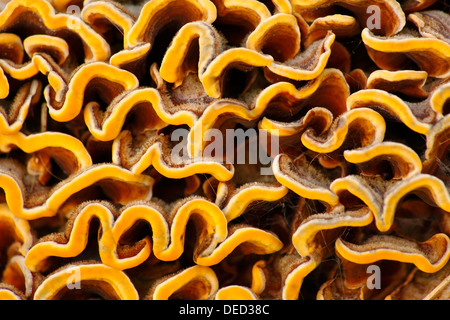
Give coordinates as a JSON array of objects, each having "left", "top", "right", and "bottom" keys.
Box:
[{"left": 0, "top": 0, "right": 448, "bottom": 302}]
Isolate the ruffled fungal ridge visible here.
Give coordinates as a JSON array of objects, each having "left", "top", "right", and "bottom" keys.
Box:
[
  {"left": 246, "top": 13, "right": 336, "bottom": 82},
  {"left": 111, "top": 128, "right": 234, "bottom": 181},
  {"left": 45, "top": 61, "right": 139, "bottom": 122},
  {"left": 361, "top": 9, "right": 450, "bottom": 78},
  {"left": 109, "top": 0, "right": 217, "bottom": 81},
  {"left": 0, "top": 205, "right": 33, "bottom": 299},
  {"left": 0, "top": 0, "right": 110, "bottom": 63},
  {"left": 0, "top": 0, "right": 449, "bottom": 301},
  {"left": 33, "top": 262, "right": 139, "bottom": 300},
  {"left": 146, "top": 265, "right": 218, "bottom": 300},
  {"left": 25, "top": 197, "right": 282, "bottom": 272},
  {"left": 0, "top": 160, "right": 154, "bottom": 220},
  {"left": 291, "top": 0, "right": 406, "bottom": 37}
]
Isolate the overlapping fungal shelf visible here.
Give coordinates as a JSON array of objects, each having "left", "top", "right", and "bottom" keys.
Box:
[{"left": 0, "top": 0, "right": 449, "bottom": 300}]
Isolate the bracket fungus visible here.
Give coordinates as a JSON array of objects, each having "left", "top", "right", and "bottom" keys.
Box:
[{"left": 0, "top": 0, "right": 449, "bottom": 301}]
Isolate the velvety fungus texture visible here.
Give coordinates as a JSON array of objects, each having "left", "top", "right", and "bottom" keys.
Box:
[{"left": 0, "top": 0, "right": 449, "bottom": 300}]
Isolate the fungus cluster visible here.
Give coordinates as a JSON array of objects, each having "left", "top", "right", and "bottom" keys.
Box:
[{"left": 0, "top": 0, "right": 449, "bottom": 300}]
